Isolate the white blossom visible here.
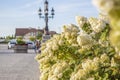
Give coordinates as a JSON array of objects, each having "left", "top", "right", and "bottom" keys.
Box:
[
  {"left": 87, "top": 78, "right": 94, "bottom": 80},
  {"left": 57, "top": 73, "right": 63, "bottom": 78},
  {"left": 88, "top": 17, "right": 106, "bottom": 33},
  {"left": 77, "top": 32, "right": 94, "bottom": 48},
  {"left": 52, "top": 44, "right": 59, "bottom": 51},
  {"left": 38, "top": 56, "right": 50, "bottom": 65},
  {"left": 99, "top": 13, "right": 109, "bottom": 23},
  {"left": 40, "top": 72, "right": 48, "bottom": 80},
  {"left": 48, "top": 75, "right": 58, "bottom": 80},
  {"left": 76, "top": 16, "right": 88, "bottom": 28},
  {"left": 58, "top": 39, "right": 64, "bottom": 45},
  {"left": 100, "top": 54, "right": 110, "bottom": 62},
  {"left": 90, "top": 32, "right": 96, "bottom": 38},
  {"left": 36, "top": 15, "right": 117, "bottom": 80},
  {"left": 82, "top": 59, "right": 99, "bottom": 73},
  {"left": 111, "top": 58, "right": 117, "bottom": 67},
  {"left": 70, "top": 69, "right": 87, "bottom": 80}
]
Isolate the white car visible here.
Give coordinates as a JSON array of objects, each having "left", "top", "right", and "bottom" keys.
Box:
[
  {"left": 26, "top": 41, "right": 35, "bottom": 49},
  {"left": 8, "top": 40, "right": 16, "bottom": 49}
]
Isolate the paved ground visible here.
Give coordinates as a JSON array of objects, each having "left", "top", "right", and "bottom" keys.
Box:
[{"left": 0, "top": 44, "right": 40, "bottom": 80}]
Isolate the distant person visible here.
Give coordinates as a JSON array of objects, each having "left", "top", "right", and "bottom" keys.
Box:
[
  {"left": 34, "top": 40, "right": 37, "bottom": 53},
  {"left": 34, "top": 40, "right": 40, "bottom": 53}
]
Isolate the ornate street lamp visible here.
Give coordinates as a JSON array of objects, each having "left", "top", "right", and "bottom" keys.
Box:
[{"left": 38, "top": 0, "right": 55, "bottom": 35}]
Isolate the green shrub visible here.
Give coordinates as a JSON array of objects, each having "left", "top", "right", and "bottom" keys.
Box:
[
  {"left": 35, "top": 16, "right": 120, "bottom": 80},
  {"left": 16, "top": 39, "right": 26, "bottom": 45}
]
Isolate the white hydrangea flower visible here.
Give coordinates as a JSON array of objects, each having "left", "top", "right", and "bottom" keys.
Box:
[
  {"left": 38, "top": 56, "right": 50, "bottom": 64},
  {"left": 82, "top": 59, "right": 99, "bottom": 73},
  {"left": 52, "top": 44, "right": 59, "bottom": 51},
  {"left": 69, "top": 24, "right": 80, "bottom": 32},
  {"left": 114, "top": 52, "right": 120, "bottom": 60},
  {"left": 58, "top": 39, "right": 64, "bottom": 45},
  {"left": 64, "top": 32, "right": 71, "bottom": 39},
  {"left": 41, "top": 42, "right": 46, "bottom": 47},
  {"left": 99, "top": 13, "right": 109, "bottom": 23},
  {"left": 42, "top": 47, "right": 49, "bottom": 54},
  {"left": 48, "top": 50, "right": 54, "bottom": 57},
  {"left": 93, "top": 57, "right": 100, "bottom": 62},
  {"left": 53, "top": 66, "right": 63, "bottom": 75},
  {"left": 46, "top": 42, "right": 53, "bottom": 49},
  {"left": 88, "top": 17, "right": 106, "bottom": 33},
  {"left": 76, "top": 16, "right": 88, "bottom": 28},
  {"left": 92, "top": 61, "right": 99, "bottom": 69},
  {"left": 71, "top": 32, "right": 77, "bottom": 37},
  {"left": 62, "top": 25, "right": 69, "bottom": 32},
  {"left": 53, "top": 34, "right": 61, "bottom": 41},
  {"left": 111, "top": 58, "right": 117, "bottom": 67},
  {"left": 101, "top": 41, "right": 109, "bottom": 47},
  {"left": 40, "top": 72, "right": 48, "bottom": 80},
  {"left": 68, "top": 40, "right": 73, "bottom": 44},
  {"left": 87, "top": 78, "right": 94, "bottom": 80},
  {"left": 40, "top": 45, "right": 46, "bottom": 51},
  {"left": 82, "top": 60, "right": 92, "bottom": 72},
  {"left": 90, "top": 32, "right": 96, "bottom": 38},
  {"left": 77, "top": 32, "right": 94, "bottom": 48},
  {"left": 37, "top": 15, "right": 117, "bottom": 80},
  {"left": 70, "top": 69, "right": 87, "bottom": 80},
  {"left": 52, "top": 62, "right": 68, "bottom": 75},
  {"left": 96, "top": 20, "right": 106, "bottom": 31},
  {"left": 100, "top": 54, "right": 110, "bottom": 62},
  {"left": 62, "top": 24, "right": 79, "bottom": 33},
  {"left": 57, "top": 73, "right": 63, "bottom": 78},
  {"left": 48, "top": 75, "right": 58, "bottom": 80}
]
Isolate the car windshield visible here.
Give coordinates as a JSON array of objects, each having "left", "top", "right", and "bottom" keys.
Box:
[
  {"left": 26, "top": 41, "right": 33, "bottom": 44},
  {"left": 10, "top": 42, "right": 16, "bottom": 44}
]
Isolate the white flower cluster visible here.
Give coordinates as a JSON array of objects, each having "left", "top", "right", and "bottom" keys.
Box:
[
  {"left": 70, "top": 58, "right": 100, "bottom": 80},
  {"left": 36, "top": 24, "right": 81, "bottom": 80},
  {"left": 36, "top": 15, "right": 119, "bottom": 80},
  {"left": 48, "top": 62, "right": 68, "bottom": 80},
  {"left": 70, "top": 69, "right": 87, "bottom": 80},
  {"left": 88, "top": 17, "right": 106, "bottom": 33},
  {"left": 62, "top": 24, "right": 79, "bottom": 44},
  {"left": 40, "top": 34, "right": 64, "bottom": 58},
  {"left": 82, "top": 58, "right": 100, "bottom": 73},
  {"left": 62, "top": 24, "right": 79, "bottom": 33},
  {"left": 99, "top": 13, "right": 109, "bottom": 24},
  {"left": 77, "top": 32, "right": 95, "bottom": 48},
  {"left": 76, "top": 16, "right": 88, "bottom": 28},
  {"left": 93, "top": 0, "right": 120, "bottom": 52},
  {"left": 100, "top": 53, "right": 110, "bottom": 63}
]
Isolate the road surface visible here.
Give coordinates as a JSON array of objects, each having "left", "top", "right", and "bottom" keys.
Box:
[{"left": 0, "top": 44, "right": 40, "bottom": 80}]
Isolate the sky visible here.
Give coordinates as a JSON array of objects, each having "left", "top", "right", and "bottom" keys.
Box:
[{"left": 0, "top": 0, "right": 99, "bottom": 37}]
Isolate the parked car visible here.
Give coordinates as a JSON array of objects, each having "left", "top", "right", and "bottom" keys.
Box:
[
  {"left": 26, "top": 41, "right": 35, "bottom": 49},
  {"left": 8, "top": 40, "right": 17, "bottom": 49},
  {"left": 0, "top": 39, "right": 5, "bottom": 43}
]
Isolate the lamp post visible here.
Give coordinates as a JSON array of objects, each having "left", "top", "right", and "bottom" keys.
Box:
[{"left": 38, "top": 0, "right": 55, "bottom": 35}]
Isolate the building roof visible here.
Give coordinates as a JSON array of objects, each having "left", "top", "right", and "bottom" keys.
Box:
[
  {"left": 49, "top": 31, "right": 56, "bottom": 35},
  {"left": 15, "top": 28, "right": 44, "bottom": 37}
]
